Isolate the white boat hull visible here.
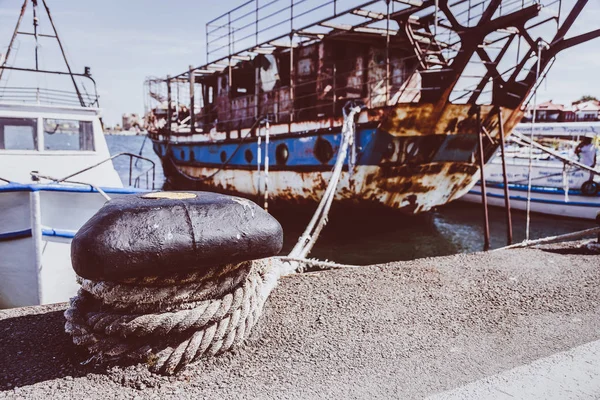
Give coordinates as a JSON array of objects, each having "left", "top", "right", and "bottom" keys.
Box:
[
  {"left": 0, "top": 184, "right": 143, "bottom": 308},
  {"left": 462, "top": 183, "right": 600, "bottom": 220}
]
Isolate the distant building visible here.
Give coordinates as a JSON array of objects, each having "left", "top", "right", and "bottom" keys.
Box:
[
  {"left": 122, "top": 113, "right": 142, "bottom": 131},
  {"left": 573, "top": 100, "right": 600, "bottom": 121},
  {"left": 525, "top": 100, "right": 563, "bottom": 122},
  {"left": 523, "top": 99, "right": 599, "bottom": 122}
]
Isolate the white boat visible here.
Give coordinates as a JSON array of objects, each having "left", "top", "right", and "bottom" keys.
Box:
[
  {"left": 0, "top": 2, "right": 154, "bottom": 308},
  {"left": 0, "top": 103, "right": 155, "bottom": 308},
  {"left": 461, "top": 125, "right": 600, "bottom": 220}
]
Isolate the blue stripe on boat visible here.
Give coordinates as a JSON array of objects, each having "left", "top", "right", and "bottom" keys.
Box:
[
  {"left": 0, "top": 229, "right": 32, "bottom": 242},
  {"left": 469, "top": 190, "right": 600, "bottom": 207},
  {"left": 479, "top": 181, "right": 600, "bottom": 197},
  {"left": 41, "top": 227, "right": 77, "bottom": 239},
  {"left": 0, "top": 183, "right": 147, "bottom": 194},
  {"left": 158, "top": 127, "right": 385, "bottom": 167},
  {"left": 0, "top": 227, "right": 77, "bottom": 241}
]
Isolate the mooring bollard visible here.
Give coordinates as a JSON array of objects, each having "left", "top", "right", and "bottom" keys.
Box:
[{"left": 64, "top": 191, "right": 283, "bottom": 375}]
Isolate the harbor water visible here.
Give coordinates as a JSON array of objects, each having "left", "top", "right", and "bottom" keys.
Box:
[{"left": 107, "top": 135, "right": 594, "bottom": 265}]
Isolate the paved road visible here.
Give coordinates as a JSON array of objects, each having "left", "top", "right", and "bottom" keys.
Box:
[
  {"left": 0, "top": 242, "right": 599, "bottom": 399},
  {"left": 429, "top": 339, "right": 600, "bottom": 399}
]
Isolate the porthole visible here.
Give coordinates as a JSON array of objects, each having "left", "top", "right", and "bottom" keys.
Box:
[
  {"left": 180, "top": 150, "right": 185, "bottom": 159},
  {"left": 220, "top": 150, "right": 227, "bottom": 163},
  {"left": 383, "top": 141, "right": 395, "bottom": 159},
  {"left": 190, "top": 150, "right": 195, "bottom": 161},
  {"left": 245, "top": 149, "right": 253, "bottom": 163},
  {"left": 314, "top": 137, "right": 333, "bottom": 164},
  {"left": 275, "top": 143, "right": 289, "bottom": 165}
]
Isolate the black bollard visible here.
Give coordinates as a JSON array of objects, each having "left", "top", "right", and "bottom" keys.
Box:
[
  {"left": 71, "top": 191, "right": 283, "bottom": 281},
  {"left": 66, "top": 191, "right": 285, "bottom": 375}
]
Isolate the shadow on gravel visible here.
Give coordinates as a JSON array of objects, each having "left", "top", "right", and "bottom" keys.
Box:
[
  {"left": 540, "top": 247, "right": 600, "bottom": 256},
  {"left": 0, "top": 310, "right": 86, "bottom": 390}
]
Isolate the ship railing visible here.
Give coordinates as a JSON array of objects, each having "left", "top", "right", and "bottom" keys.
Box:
[
  {"left": 45, "top": 152, "right": 156, "bottom": 190},
  {"left": 149, "top": 0, "right": 573, "bottom": 135},
  {"left": 0, "top": 66, "right": 100, "bottom": 107},
  {"left": 145, "top": 54, "right": 427, "bottom": 134},
  {"left": 0, "top": 86, "right": 99, "bottom": 107},
  {"left": 204, "top": 0, "right": 553, "bottom": 65},
  {"left": 206, "top": 0, "right": 376, "bottom": 63}
]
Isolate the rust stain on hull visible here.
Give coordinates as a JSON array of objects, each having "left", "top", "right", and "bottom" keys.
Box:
[
  {"left": 169, "top": 161, "right": 480, "bottom": 214},
  {"left": 381, "top": 103, "right": 522, "bottom": 139}
]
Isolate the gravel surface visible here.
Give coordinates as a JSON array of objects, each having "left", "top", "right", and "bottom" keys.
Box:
[{"left": 0, "top": 242, "right": 599, "bottom": 399}]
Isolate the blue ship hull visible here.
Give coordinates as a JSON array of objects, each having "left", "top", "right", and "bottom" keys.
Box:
[{"left": 151, "top": 119, "right": 482, "bottom": 213}]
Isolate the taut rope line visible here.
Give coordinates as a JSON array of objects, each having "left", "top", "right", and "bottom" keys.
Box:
[{"left": 290, "top": 104, "right": 362, "bottom": 258}]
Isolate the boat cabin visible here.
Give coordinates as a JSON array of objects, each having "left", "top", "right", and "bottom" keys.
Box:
[{"left": 0, "top": 103, "right": 122, "bottom": 187}]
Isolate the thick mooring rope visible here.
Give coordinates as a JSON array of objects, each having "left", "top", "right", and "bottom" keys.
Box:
[
  {"left": 65, "top": 259, "right": 281, "bottom": 375},
  {"left": 289, "top": 104, "right": 362, "bottom": 258},
  {"left": 66, "top": 106, "right": 362, "bottom": 376}
]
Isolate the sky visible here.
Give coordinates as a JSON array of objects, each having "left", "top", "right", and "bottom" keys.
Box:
[{"left": 0, "top": 0, "right": 599, "bottom": 126}]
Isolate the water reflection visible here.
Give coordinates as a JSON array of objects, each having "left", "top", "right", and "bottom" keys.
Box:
[{"left": 273, "top": 201, "right": 593, "bottom": 265}]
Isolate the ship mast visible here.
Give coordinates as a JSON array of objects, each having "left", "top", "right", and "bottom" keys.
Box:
[{"left": 0, "top": 0, "right": 88, "bottom": 107}]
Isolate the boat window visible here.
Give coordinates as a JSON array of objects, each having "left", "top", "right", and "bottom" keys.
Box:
[
  {"left": 43, "top": 119, "right": 95, "bottom": 151},
  {"left": 0, "top": 117, "right": 38, "bottom": 150}
]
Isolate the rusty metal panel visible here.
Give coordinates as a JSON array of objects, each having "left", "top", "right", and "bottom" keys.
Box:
[
  {"left": 381, "top": 104, "right": 521, "bottom": 138},
  {"left": 215, "top": 96, "right": 230, "bottom": 126},
  {"left": 231, "top": 95, "right": 254, "bottom": 129},
  {"left": 296, "top": 43, "right": 317, "bottom": 81},
  {"left": 174, "top": 162, "right": 481, "bottom": 214},
  {"left": 367, "top": 47, "right": 387, "bottom": 108}
]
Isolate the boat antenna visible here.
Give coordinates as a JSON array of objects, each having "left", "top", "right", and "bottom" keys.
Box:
[
  {"left": 0, "top": 0, "right": 28, "bottom": 82},
  {"left": 0, "top": 0, "right": 86, "bottom": 107}
]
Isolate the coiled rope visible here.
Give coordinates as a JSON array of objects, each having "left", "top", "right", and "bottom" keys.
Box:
[
  {"left": 65, "top": 106, "right": 361, "bottom": 375},
  {"left": 65, "top": 259, "right": 281, "bottom": 375}
]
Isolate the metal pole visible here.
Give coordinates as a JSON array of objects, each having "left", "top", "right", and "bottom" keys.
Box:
[
  {"left": 255, "top": 64, "right": 260, "bottom": 120},
  {"left": 166, "top": 75, "right": 172, "bottom": 134},
  {"left": 332, "top": 63, "right": 336, "bottom": 116},
  {"left": 40, "top": 0, "right": 85, "bottom": 106},
  {"left": 477, "top": 106, "right": 491, "bottom": 251},
  {"left": 29, "top": 191, "right": 43, "bottom": 304},
  {"left": 264, "top": 119, "right": 270, "bottom": 212},
  {"left": 189, "top": 66, "right": 195, "bottom": 134},
  {"left": 289, "top": 0, "right": 295, "bottom": 122},
  {"left": 228, "top": 13, "right": 233, "bottom": 136},
  {"left": 497, "top": 108, "right": 513, "bottom": 245},
  {"left": 526, "top": 41, "right": 544, "bottom": 241},
  {"left": 257, "top": 123, "right": 262, "bottom": 199},
  {"left": 385, "top": 0, "right": 390, "bottom": 105},
  {"left": 290, "top": 32, "right": 295, "bottom": 122},
  {"left": 0, "top": 0, "right": 28, "bottom": 82},
  {"left": 129, "top": 156, "right": 133, "bottom": 186},
  {"left": 33, "top": 0, "right": 39, "bottom": 71},
  {"left": 434, "top": 0, "right": 439, "bottom": 35},
  {"left": 206, "top": 25, "right": 209, "bottom": 64}
]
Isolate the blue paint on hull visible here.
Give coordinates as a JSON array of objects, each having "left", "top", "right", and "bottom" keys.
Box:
[
  {"left": 153, "top": 126, "right": 391, "bottom": 170},
  {"left": 151, "top": 123, "right": 483, "bottom": 212}
]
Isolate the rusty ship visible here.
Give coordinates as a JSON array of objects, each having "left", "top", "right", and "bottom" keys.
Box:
[{"left": 144, "top": 0, "right": 599, "bottom": 213}]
